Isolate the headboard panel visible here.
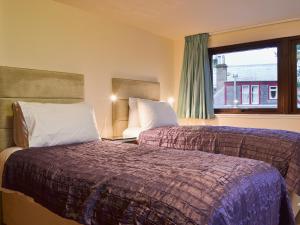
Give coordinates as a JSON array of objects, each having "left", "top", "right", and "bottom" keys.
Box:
[
  {"left": 112, "top": 78, "right": 160, "bottom": 137},
  {"left": 0, "top": 66, "right": 84, "bottom": 150}
]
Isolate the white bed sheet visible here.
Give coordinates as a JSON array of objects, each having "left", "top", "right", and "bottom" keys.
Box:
[{"left": 122, "top": 127, "right": 143, "bottom": 138}]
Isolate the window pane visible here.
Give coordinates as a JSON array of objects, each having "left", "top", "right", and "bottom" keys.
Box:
[
  {"left": 269, "top": 86, "right": 278, "bottom": 100},
  {"left": 242, "top": 85, "right": 249, "bottom": 104},
  {"left": 251, "top": 85, "right": 259, "bottom": 104},
  {"left": 297, "top": 44, "right": 300, "bottom": 108},
  {"left": 212, "top": 47, "right": 278, "bottom": 109}
]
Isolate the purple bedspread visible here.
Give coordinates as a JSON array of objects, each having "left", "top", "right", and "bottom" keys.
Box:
[
  {"left": 3, "top": 141, "right": 295, "bottom": 225},
  {"left": 139, "top": 126, "right": 300, "bottom": 196}
]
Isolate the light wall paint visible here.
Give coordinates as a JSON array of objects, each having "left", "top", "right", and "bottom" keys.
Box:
[
  {"left": 0, "top": 0, "right": 174, "bottom": 137},
  {"left": 173, "top": 20, "right": 300, "bottom": 132},
  {"left": 1, "top": 0, "right": 300, "bottom": 134},
  {"left": 55, "top": 0, "right": 300, "bottom": 39}
]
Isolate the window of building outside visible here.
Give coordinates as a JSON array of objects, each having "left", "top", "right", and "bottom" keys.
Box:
[
  {"left": 212, "top": 47, "right": 278, "bottom": 109},
  {"left": 251, "top": 85, "right": 259, "bottom": 104},
  {"left": 242, "top": 85, "right": 249, "bottom": 104},
  {"left": 269, "top": 86, "right": 278, "bottom": 100}
]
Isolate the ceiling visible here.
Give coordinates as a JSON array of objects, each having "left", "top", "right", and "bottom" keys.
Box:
[{"left": 55, "top": 0, "right": 300, "bottom": 39}]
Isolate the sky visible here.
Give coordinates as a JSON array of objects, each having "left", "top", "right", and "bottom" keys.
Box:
[{"left": 214, "top": 47, "right": 277, "bottom": 66}]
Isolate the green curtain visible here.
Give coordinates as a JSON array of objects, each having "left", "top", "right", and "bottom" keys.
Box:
[{"left": 177, "top": 33, "right": 214, "bottom": 119}]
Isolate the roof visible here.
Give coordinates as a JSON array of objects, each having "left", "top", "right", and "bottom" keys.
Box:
[{"left": 226, "top": 64, "right": 277, "bottom": 81}]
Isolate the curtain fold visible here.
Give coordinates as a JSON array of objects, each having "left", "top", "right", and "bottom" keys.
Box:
[{"left": 177, "top": 33, "right": 214, "bottom": 119}]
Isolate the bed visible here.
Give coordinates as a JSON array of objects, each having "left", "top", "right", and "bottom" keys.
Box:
[
  {"left": 138, "top": 126, "right": 300, "bottom": 219},
  {"left": 0, "top": 67, "right": 296, "bottom": 225},
  {"left": 112, "top": 78, "right": 300, "bottom": 221},
  {"left": 0, "top": 66, "right": 84, "bottom": 225}
]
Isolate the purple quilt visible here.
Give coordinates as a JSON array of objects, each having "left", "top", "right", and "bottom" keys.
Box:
[
  {"left": 3, "top": 141, "right": 295, "bottom": 225},
  {"left": 139, "top": 126, "right": 300, "bottom": 196}
]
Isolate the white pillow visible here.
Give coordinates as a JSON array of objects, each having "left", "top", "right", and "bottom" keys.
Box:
[
  {"left": 128, "top": 98, "right": 140, "bottom": 128},
  {"left": 17, "top": 102, "right": 100, "bottom": 147},
  {"left": 137, "top": 99, "right": 178, "bottom": 130}
]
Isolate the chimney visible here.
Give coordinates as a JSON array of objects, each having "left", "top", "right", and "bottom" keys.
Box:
[{"left": 216, "top": 57, "right": 227, "bottom": 91}]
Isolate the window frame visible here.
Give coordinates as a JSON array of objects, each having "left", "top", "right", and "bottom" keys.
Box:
[
  {"left": 209, "top": 35, "right": 300, "bottom": 114},
  {"left": 291, "top": 38, "right": 300, "bottom": 113}
]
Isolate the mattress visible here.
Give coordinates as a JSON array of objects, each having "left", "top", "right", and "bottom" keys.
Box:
[{"left": 2, "top": 140, "right": 295, "bottom": 225}]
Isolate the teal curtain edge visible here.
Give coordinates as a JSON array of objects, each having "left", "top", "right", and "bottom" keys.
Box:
[{"left": 177, "top": 33, "right": 215, "bottom": 119}]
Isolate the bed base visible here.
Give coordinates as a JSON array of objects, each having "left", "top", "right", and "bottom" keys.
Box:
[
  {"left": 2, "top": 192, "right": 79, "bottom": 225},
  {"left": 2, "top": 191, "right": 300, "bottom": 225}
]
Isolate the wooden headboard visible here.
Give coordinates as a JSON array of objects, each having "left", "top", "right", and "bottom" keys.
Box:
[
  {"left": 112, "top": 78, "right": 160, "bottom": 137},
  {"left": 0, "top": 66, "right": 84, "bottom": 151}
]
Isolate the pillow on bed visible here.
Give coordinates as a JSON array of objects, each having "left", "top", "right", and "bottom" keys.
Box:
[
  {"left": 128, "top": 98, "right": 141, "bottom": 128},
  {"left": 137, "top": 99, "right": 178, "bottom": 130},
  {"left": 13, "top": 102, "right": 100, "bottom": 148},
  {"left": 13, "top": 103, "right": 29, "bottom": 148}
]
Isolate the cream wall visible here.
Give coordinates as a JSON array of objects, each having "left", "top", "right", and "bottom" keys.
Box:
[
  {"left": 173, "top": 20, "right": 300, "bottom": 132},
  {"left": 0, "top": 0, "right": 174, "bottom": 136},
  {"left": 1, "top": 0, "right": 300, "bottom": 134}
]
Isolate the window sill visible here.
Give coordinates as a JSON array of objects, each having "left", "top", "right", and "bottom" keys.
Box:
[{"left": 215, "top": 114, "right": 300, "bottom": 119}]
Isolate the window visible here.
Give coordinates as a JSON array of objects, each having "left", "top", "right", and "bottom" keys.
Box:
[
  {"left": 212, "top": 47, "right": 277, "bottom": 109},
  {"left": 251, "top": 85, "right": 259, "bottom": 104},
  {"left": 269, "top": 86, "right": 278, "bottom": 100},
  {"left": 242, "top": 85, "right": 250, "bottom": 105},
  {"left": 209, "top": 35, "right": 300, "bottom": 114}
]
